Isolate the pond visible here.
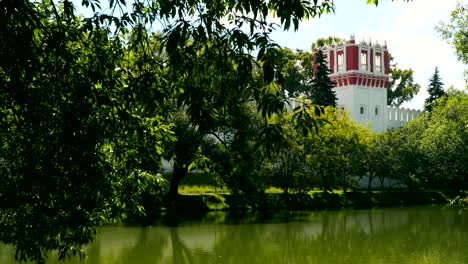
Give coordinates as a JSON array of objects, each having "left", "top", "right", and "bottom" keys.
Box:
[{"left": 1, "top": 205, "right": 467, "bottom": 263}]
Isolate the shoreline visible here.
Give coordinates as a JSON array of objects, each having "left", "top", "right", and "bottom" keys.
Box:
[{"left": 127, "top": 190, "right": 466, "bottom": 225}]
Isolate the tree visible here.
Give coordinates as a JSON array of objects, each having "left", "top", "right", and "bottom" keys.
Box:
[
  {"left": 0, "top": 4, "right": 174, "bottom": 263},
  {"left": 275, "top": 48, "right": 314, "bottom": 97},
  {"left": 425, "top": 67, "right": 446, "bottom": 111},
  {"left": 310, "top": 36, "right": 344, "bottom": 50},
  {"left": 365, "top": 129, "right": 419, "bottom": 191},
  {"left": 309, "top": 50, "right": 337, "bottom": 107},
  {"left": 436, "top": 1, "right": 468, "bottom": 83},
  {"left": 267, "top": 112, "right": 310, "bottom": 193},
  {"left": 387, "top": 62, "right": 421, "bottom": 107},
  {"left": 302, "top": 108, "right": 371, "bottom": 191},
  {"left": 418, "top": 90, "right": 468, "bottom": 188},
  {"left": 395, "top": 89, "right": 468, "bottom": 190},
  {"left": 164, "top": 111, "right": 203, "bottom": 199}
]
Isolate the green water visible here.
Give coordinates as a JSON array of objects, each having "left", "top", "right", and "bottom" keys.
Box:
[{"left": 2, "top": 206, "right": 468, "bottom": 264}]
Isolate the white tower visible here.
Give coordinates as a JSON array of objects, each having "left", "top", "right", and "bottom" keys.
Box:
[{"left": 319, "top": 35, "right": 390, "bottom": 132}]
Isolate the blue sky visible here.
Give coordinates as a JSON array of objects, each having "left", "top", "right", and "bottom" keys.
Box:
[
  {"left": 75, "top": 0, "right": 466, "bottom": 110},
  {"left": 269, "top": 0, "right": 466, "bottom": 110}
]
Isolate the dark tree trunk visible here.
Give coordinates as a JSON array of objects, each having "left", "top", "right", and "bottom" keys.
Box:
[
  {"left": 321, "top": 175, "right": 329, "bottom": 192},
  {"left": 342, "top": 173, "right": 347, "bottom": 193},
  {"left": 167, "top": 163, "right": 188, "bottom": 199},
  {"left": 368, "top": 173, "right": 374, "bottom": 191}
]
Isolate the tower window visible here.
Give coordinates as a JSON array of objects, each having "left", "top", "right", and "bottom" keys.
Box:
[
  {"left": 375, "top": 106, "right": 379, "bottom": 117},
  {"left": 360, "top": 106, "right": 365, "bottom": 115},
  {"left": 360, "top": 52, "right": 367, "bottom": 70},
  {"left": 337, "top": 53, "right": 344, "bottom": 71},
  {"left": 375, "top": 53, "right": 382, "bottom": 72}
]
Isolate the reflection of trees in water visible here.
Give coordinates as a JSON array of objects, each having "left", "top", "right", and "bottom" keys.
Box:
[
  {"left": 169, "top": 228, "right": 195, "bottom": 264},
  {"left": 2, "top": 207, "right": 466, "bottom": 263},
  {"left": 112, "top": 228, "right": 168, "bottom": 264},
  {"left": 49, "top": 227, "right": 169, "bottom": 264},
  {"left": 181, "top": 207, "right": 468, "bottom": 264}
]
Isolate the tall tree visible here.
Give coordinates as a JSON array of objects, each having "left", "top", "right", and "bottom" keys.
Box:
[
  {"left": 425, "top": 67, "right": 446, "bottom": 111},
  {"left": 309, "top": 49, "right": 337, "bottom": 107}
]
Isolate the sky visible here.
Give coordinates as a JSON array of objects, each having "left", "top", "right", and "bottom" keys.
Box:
[
  {"left": 269, "top": 0, "right": 467, "bottom": 110},
  {"left": 74, "top": 0, "right": 466, "bottom": 110}
]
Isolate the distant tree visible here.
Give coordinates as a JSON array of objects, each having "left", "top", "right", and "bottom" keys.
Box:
[
  {"left": 310, "top": 36, "right": 344, "bottom": 50},
  {"left": 401, "top": 89, "right": 468, "bottom": 189},
  {"left": 425, "top": 67, "right": 446, "bottom": 111},
  {"left": 303, "top": 107, "right": 371, "bottom": 192},
  {"left": 309, "top": 50, "right": 337, "bottom": 107},
  {"left": 387, "top": 54, "right": 421, "bottom": 107},
  {"left": 436, "top": 1, "right": 468, "bottom": 83},
  {"left": 275, "top": 48, "right": 314, "bottom": 97},
  {"left": 420, "top": 89, "right": 468, "bottom": 188}
]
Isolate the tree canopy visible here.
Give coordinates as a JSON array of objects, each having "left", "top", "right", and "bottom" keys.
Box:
[
  {"left": 387, "top": 58, "right": 421, "bottom": 107},
  {"left": 310, "top": 36, "right": 344, "bottom": 50},
  {"left": 436, "top": 1, "right": 468, "bottom": 83}
]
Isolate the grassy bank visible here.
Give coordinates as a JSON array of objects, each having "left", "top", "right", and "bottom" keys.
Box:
[{"left": 165, "top": 190, "right": 463, "bottom": 214}]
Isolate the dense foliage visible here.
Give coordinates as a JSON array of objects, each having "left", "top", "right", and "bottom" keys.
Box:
[
  {"left": 436, "top": 0, "right": 468, "bottom": 83},
  {"left": 0, "top": 0, "right": 464, "bottom": 263},
  {"left": 387, "top": 65, "right": 421, "bottom": 107}
]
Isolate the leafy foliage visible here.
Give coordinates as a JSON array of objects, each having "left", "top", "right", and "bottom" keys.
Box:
[
  {"left": 418, "top": 90, "right": 468, "bottom": 188},
  {"left": 0, "top": 3, "right": 174, "bottom": 263},
  {"left": 274, "top": 48, "right": 314, "bottom": 97},
  {"left": 436, "top": 1, "right": 468, "bottom": 82},
  {"left": 387, "top": 65, "right": 421, "bottom": 107},
  {"left": 310, "top": 36, "right": 344, "bottom": 50}
]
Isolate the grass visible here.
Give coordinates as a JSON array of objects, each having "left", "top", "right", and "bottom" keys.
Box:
[
  {"left": 179, "top": 184, "right": 330, "bottom": 194},
  {"left": 179, "top": 184, "right": 229, "bottom": 194}
]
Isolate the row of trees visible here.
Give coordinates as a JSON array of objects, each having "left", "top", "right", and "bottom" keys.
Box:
[{"left": 193, "top": 88, "right": 467, "bottom": 195}]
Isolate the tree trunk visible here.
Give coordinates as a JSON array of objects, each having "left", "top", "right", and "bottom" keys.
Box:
[
  {"left": 342, "top": 175, "right": 347, "bottom": 193},
  {"left": 167, "top": 163, "right": 188, "bottom": 199},
  {"left": 321, "top": 174, "right": 329, "bottom": 192},
  {"left": 367, "top": 172, "right": 374, "bottom": 191}
]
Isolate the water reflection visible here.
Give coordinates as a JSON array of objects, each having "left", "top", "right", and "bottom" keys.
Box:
[{"left": 2, "top": 206, "right": 467, "bottom": 263}]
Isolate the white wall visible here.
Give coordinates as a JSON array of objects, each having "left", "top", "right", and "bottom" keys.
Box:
[
  {"left": 386, "top": 106, "right": 422, "bottom": 130},
  {"left": 335, "top": 85, "right": 387, "bottom": 132}
]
